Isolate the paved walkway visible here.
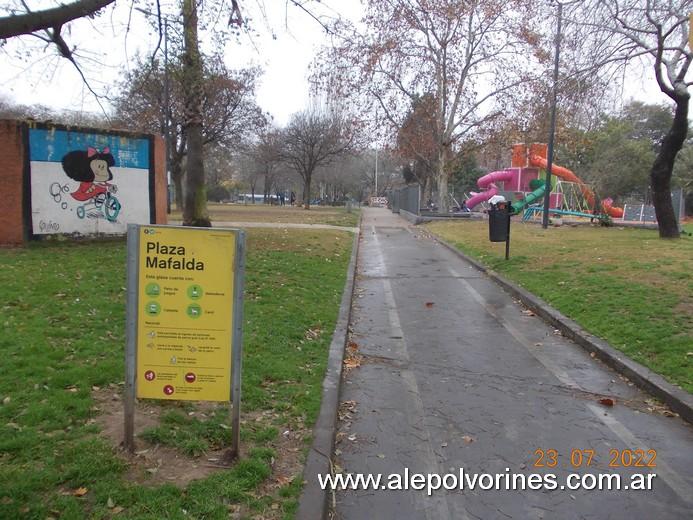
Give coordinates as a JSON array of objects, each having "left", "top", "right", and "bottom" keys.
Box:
[{"left": 334, "top": 208, "right": 692, "bottom": 519}]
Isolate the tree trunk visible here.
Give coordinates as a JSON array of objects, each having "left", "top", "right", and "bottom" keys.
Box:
[
  {"left": 263, "top": 174, "right": 271, "bottom": 204},
  {"left": 437, "top": 144, "right": 450, "bottom": 213},
  {"left": 172, "top": 166, "right": 184, "bottom": 211},
  {"left": 181, "top": 0, "right": 210, "bottom": 227},
  {"left": 303, "top": 175, "right": 312, "bottom": 210},
  {"left": 651, "top": 95, "right": 687, "bottom": 238}
]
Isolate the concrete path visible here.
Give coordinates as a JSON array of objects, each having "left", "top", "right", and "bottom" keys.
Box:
[{"left": 334, "top": 208, "right": 692, "bottom": 520}]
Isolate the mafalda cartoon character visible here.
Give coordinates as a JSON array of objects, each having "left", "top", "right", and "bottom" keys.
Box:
[{"left": 61, "top": 147, "right": 116, "bottom": 201}]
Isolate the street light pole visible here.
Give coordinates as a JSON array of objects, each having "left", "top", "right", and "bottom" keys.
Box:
[{"left": 542, "top": 1, "right": 564, "bottom": 229}]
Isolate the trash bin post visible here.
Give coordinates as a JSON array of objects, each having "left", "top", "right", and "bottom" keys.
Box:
[{"left": 505, "top": 209, "right": 511, "bottom": 260}]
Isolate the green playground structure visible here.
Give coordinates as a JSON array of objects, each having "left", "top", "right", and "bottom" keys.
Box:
[
  {"left": 511, "top": 184, "right": 546, "bottom": 214},
  {"left": 509, "top": 180, "right": 610, "bottom": 222}
]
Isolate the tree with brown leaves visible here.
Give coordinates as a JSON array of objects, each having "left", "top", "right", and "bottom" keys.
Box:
[{"left": 315, "top": 0, "right": 540, "bottom": 212}]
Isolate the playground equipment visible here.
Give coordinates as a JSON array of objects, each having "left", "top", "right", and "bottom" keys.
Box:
[{"left": 465, "top": 144, "right": 624, "bottom": 219}]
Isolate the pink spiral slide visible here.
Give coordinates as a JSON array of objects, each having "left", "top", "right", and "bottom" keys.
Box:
[{"left": 465, "top": 169, "right": 517, "bottom": 210}]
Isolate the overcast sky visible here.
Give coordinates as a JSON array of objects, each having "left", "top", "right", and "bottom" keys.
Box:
[{"left": 0, "top": 0, "right": 671, "bottom": 126}]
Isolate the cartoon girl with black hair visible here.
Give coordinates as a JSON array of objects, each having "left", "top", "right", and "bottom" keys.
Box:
[{"left": 61, "top": 147, "right": 117, "bottom": 202}]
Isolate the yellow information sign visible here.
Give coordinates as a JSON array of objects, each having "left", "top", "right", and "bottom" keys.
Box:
[{"left": 135, "top": 226, "right": 237, "bottom": 401}]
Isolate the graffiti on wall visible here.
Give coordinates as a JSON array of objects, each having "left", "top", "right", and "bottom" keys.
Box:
[{"left": 29, "top": 128, "right": 152, "bottom": 235}]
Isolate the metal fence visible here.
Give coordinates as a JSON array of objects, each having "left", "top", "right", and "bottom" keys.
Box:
[
  {"left": 390, "top": 185, "right": 420, "bottom": 215},
  {"left": 622, "top": 188, "right": 685, "bottom": 223}
]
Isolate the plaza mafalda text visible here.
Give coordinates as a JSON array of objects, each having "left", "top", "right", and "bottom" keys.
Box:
[{"left": 145, "top": 241, "right": 205, "bottom": 270}]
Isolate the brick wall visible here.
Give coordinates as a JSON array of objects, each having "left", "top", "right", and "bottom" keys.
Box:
[{"left": 0, "top": 120, "right": 26, "bottom": 246}]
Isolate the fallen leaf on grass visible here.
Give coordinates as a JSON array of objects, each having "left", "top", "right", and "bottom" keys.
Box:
[
  {"left": 274, "top": 475, "right": 293, "bottom": 488},
  {"left": 598, "top": 398, "right": 615, "bottom": 407},
  {"left": 72, "top": 487, "right": 88, "bottom": 497},
  {"left": 305, "top": 327, "right": 322, "bottom": 340}
]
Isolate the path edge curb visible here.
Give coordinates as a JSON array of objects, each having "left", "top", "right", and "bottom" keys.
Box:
[
  {"left": 431, "top": 233, "right": 693, "bottom": 425},
  {"left": 296, "top": 214, "right": 362, "bottom": 520}
]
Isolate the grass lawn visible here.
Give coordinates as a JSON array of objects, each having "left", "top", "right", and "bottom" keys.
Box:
[
  {"left": 426, "top": 220, "right": 693, "bottom": 393},
  {"left": 170, "top": 203, "right": 360, "bottom": 228},
  {"left": 0, "top": 228, "right": 352, "bottom": 519}
]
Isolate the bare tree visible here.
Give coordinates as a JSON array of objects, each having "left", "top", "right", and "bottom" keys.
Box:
[
  {"left": 256, "top": 128, "right": 283, "bottom": 203},
  {"left": 281, "top": 104, "right": 355, "bottom": 209},
  {"left": 316, "top": 0, "right": 539, "bottom": 212},
  {"left": 568, "top": 0, "right": 692, "bottom": 238},
  {"left": 235, "top": 152, "right": 262, "bottom": 203}
]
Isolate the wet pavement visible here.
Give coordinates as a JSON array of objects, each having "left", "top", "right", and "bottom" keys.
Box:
[{"left": 334, "top": 208, "right": 692, "bottom": 520}]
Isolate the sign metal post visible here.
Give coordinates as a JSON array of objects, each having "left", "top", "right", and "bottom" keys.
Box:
[
  {"left": 230, "top": 232, "right": 245, "bottom": 457},
  {"left": 124, "top": 225, "right": 140, "bottom": 453}
]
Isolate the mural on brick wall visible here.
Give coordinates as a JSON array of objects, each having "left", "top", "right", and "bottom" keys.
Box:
[{"left": 29, "top": 128, "right": 152, "bottom": 235}]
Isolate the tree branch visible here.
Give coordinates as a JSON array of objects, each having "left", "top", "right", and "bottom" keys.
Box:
[{"left": 0, "top": 0, "right": 114, "bottom": 39}]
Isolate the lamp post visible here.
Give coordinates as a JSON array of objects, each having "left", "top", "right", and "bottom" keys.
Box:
[{"left": 542, "top": 1, "right": 565, "bottom": 229}]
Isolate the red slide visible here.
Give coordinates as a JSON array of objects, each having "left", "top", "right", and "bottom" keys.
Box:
[{"left": 528, "top": 155, "right": 624, "bottom": 219}]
